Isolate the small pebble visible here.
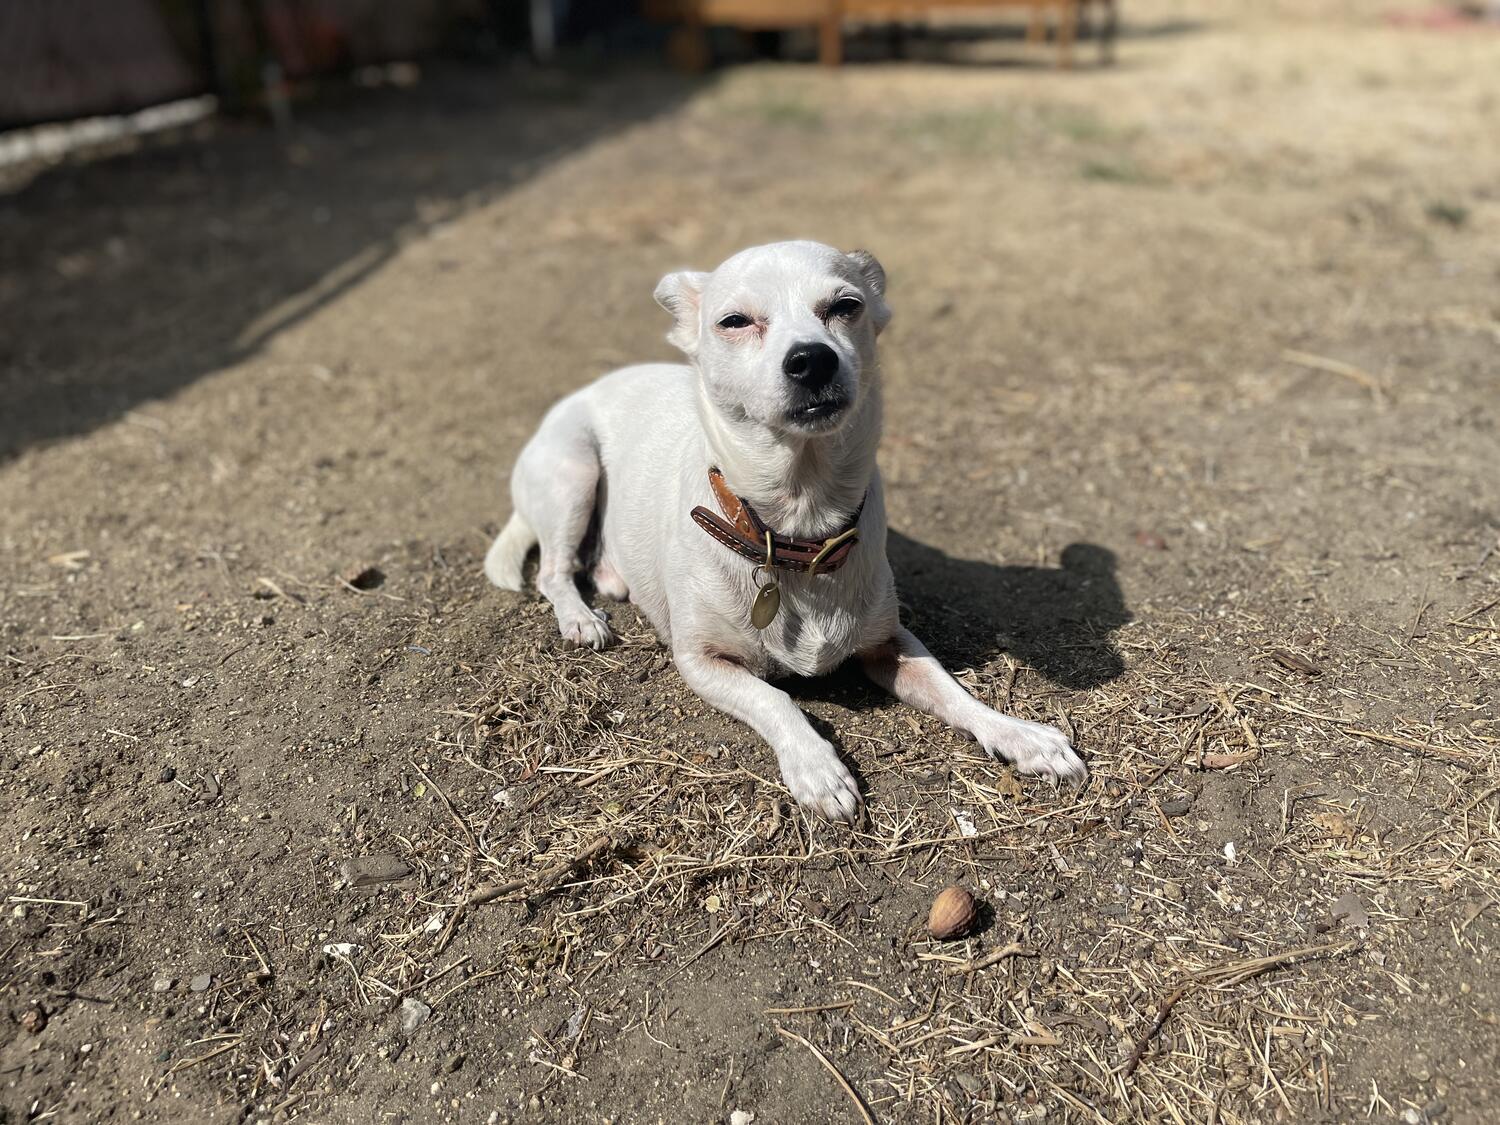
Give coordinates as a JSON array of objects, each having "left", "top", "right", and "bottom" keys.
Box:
[
  {"left": 159, "top": 767, "right": 176, "bottom": 783},
  {"left": 189, "top": 973, "right": 212, "bottom": 993},
  {"left": 1159, "top": 795, "right": 1194, "bottom": 817},
  {"left": 152, "top": 978, "right": 175, "bottom": 993},
  {"left": 400, "top": 997, "right": 432, "bottom": 1033}
]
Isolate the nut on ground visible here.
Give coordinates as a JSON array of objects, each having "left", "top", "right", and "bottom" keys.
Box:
[{"left": 927, "top": 885, "right": 980, "bottom": 941}]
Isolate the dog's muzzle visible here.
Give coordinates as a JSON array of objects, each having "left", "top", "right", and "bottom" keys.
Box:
[{"left": 783, "top": 341, "right": 849, "bottom": 423}]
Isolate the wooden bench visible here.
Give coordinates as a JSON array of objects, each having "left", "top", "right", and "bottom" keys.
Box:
[{"left": 647, "top": 1, "right": 1117, "bottom": 70}]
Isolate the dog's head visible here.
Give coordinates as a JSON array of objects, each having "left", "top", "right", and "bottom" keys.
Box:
[{"left": 654, "top": 241, "right": 891, "bottom": 437}]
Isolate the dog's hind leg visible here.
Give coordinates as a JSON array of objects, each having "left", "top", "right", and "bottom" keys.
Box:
[
  {"left": 509, "top": 402, "right": 614, "bottom": 650},
  {"left": 590, "top": 557, "right": 629, "bottom": 601}
]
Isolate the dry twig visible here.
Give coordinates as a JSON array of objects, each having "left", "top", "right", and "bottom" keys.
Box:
[{"left": 775, "top": 1025, "right": 877, "bottom": 1125}]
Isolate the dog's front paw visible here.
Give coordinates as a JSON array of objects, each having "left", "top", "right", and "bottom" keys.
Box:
[
  {"left": 558, "top": 607, "right": 614, "bottom": 651},
  {"left": 778, "top": 741, "right": 861, "bottom": 823},
  {"left": 979, "top": 717, "right": 1087, "bottom": 783}
]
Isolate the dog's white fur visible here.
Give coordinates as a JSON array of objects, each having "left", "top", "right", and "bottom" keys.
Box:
[{"left": 486, "top": 241, "right": 1085, "bottom": 820}]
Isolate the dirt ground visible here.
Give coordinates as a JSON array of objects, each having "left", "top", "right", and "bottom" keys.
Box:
[{"left": 3, "top": 2, "right": 1498, "bottom": 1122}]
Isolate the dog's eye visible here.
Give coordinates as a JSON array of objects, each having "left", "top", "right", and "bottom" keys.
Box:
[
  {"left": 717, "top": 313, "right": 753, "bottom": 330},
  {"left": 828, "top": 296, "right": 863, "bottom": 320}
]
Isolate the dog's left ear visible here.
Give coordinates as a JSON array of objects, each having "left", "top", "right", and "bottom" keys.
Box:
[
  {"left": 654, "top": 270, "right": 709, "bottom": 356},
  {"left": 846, "top": 249, "right": 892, "bottom": 335}
]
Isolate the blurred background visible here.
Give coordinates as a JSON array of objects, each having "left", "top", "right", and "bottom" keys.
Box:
[
  {"left": 1, "top": 0, "right": 1121, "bottom": 133},
  {"left": 2, "top": 0, "right": 1497, "bottom": 463}
]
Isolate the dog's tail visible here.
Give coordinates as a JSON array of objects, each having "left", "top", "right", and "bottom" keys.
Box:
[{"left": 484, "top": 512, "right": 537, "bottom": 591}]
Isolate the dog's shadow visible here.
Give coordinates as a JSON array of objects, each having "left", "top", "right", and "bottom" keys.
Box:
[
  {"left": 796, "top": 532, "right": 1130, "bottom": 717},
  {"left": 888, "top": 531, "right": 1130, "bottom": 690}
]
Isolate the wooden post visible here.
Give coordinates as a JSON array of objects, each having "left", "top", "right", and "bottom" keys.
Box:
[
  {"left": 1056, "top": 0, "right": 1078, "bottom": 69},
  {"left": 819, "top": 0, "right": 843, "bottom": 66},
  {"left": 1099, "top": 0, "right": 1119, "bottom": 64},
  {"left": 530, "top": 0, "right": 556, "bottom": 61},
  {"left": 666, "top": 2, "right": 710, "bottom": 72},
  {"left": 1026, "top": 3, "right": 1047, "bottom": 46}
]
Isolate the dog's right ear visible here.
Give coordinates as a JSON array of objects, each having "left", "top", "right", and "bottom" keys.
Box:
[{"left": 654, "top": 270, "right": 709, "bottom": 356}]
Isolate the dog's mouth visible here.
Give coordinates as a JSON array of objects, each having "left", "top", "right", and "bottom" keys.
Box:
[{"left": 787, "top": 394, "right": 850, "bottom": 426}]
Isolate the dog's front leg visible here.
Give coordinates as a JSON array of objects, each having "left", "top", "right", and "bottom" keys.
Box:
[
  {"left": 859, "top": 627, "right": 1086, "bottom": 782},
  {"left": 675, "top": 650, "right": 861, "bottom": 823}
]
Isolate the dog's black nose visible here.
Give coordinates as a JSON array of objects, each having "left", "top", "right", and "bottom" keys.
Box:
[{"left": 782, "top": 342, "right": 839, "bottom": 386}]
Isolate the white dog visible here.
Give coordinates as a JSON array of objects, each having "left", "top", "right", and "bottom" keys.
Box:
[{"left": 486, "top": 241, "right": 1085, "bottom": 821}]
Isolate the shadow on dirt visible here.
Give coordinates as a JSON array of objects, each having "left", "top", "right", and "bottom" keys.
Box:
[
  {"left": 0, "top": 64, "right": 702, "bottom": 462},
  {"left": 794, "top": 532, "right": 1129, "bottom": 720},
  {"left": 888, "top": 532, "right": 1129, "bottom": 691}
]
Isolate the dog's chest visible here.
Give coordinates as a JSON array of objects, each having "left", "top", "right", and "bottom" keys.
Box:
[{"left": 759, "top": 592, "right": 864, "bottom": 678}]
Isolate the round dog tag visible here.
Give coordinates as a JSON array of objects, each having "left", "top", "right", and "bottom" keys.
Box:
[{"left": 751, "top": 582, "right": 781, "bottom": 630}]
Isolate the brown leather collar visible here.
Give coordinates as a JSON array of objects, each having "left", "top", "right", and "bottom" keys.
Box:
[{"left": 691, "top": 468, "right": 864, "bottom": 575}]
